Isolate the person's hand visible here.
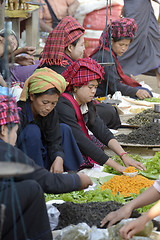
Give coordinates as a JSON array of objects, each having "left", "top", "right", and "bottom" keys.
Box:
[
  {"left": 121, "top": 154, "right": 146, "bottom": 171},
  {"left": 119, "top": 215, "right": 148, "bottom": 240},
  {"left": 15, "top": 55, "right": 35, "bottom": 65},
  {"left": 100, "top": 205, "right": 132, "bottom": 228},
  {"left": 136, "top": 89, "right": 152, "bottom": 99},
  {"left": 77, "top": 172, "right": 93, "bottom": 190},
  {"left": 50, "top": 156, "right": 64, "bottom": 173},
  {"left": 22, "top": 46, "right": 36, "bottom": 55},
  {"left": 115, "top": 164, "right": 126, "bottom": 174}
]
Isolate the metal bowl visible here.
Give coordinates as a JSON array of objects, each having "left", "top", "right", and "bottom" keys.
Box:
[
  {"left": 154, "top": 104, "right": 160, "bottom": 113},
  {"left": 153, "top": 117, "right": 160, "bottom": 123}
]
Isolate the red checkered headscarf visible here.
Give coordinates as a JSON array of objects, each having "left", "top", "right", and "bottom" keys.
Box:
[
  {"left": 39, "top": 16, "right": 85, "bottom": 67},
  {"left": 0, "top": 95, "right": 20, "bottom": 126},
  {"left": 100, "top": 18, "right": 137, "bottom": 47},
  {"left": 62, "top": 57, "right": 105, "bottom": 92}
]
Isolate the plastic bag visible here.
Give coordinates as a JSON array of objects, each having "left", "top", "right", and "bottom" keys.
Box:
[
  {"left": 46, "top": 203, "right": 60, "bottom": 231},
  {"left": 90, "top": 226, "right": 109, "bottom": 240},
  {"left": 55, "top": 223, "right": 90, "bottom": 240}
]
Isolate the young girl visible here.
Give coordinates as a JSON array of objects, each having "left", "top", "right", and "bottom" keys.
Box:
[
  {"left": 39, "top": 16, "right": 121, "bottom": 129},
  {"left": 56, "top": 57, "right": 146, "bottom": 172},
  {"left": 90, "top": 18, "right": 153, "bottom": 100}
]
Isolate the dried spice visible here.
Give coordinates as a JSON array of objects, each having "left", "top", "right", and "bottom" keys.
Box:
[
  {"left": 53, "top": 201, "right": 160, "bottom": 231},
  {"left": 100, "top": 175, "right": 154, "bottom": 197},
  {"left": 127, "top": 109, "right": 160, "bottom": 126},
  {"left": 116, "top": 123, "right": 160, "bottom": 145},
  {"left": 123, "top": 166, "right": 138, "bottom": 173}
]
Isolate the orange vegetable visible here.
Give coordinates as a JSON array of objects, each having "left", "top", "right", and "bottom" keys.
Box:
[
  {"left": 100, "top": 175, "right": 154, "bottom": 197},
  {"left": 123, "top": 166, "right": 138, "bottom": 173}
]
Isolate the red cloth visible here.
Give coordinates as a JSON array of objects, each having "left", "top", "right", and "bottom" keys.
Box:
[
  {"left": 62, "top": 57, "right": 105, "bottom": 92},
  {"left": 90, "top": 47, "right": 141, "bottom": 88},
  {"left": 0, "top": 95, "right": 20, "bottom": 126},
  {"left": 39, "top": 16, "right": 85, "bottom": 67},
  {"left": 61, "top": 93, "right": 95, "bottom": 164}
]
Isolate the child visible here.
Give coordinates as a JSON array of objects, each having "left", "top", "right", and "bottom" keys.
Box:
[
  {"left": 56, "top": 57, "right": 146, "bottom": 172},
  {"left": 91, "top": 18, "right": 153, "bottom": 100}
]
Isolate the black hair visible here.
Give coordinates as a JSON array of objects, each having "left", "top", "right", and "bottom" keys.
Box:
[
  {"left": 65, "top": 37, "right": 80, "bottom": 50},
  {"left": 33, "top": 88, "right": 60, "bottom": 98}
]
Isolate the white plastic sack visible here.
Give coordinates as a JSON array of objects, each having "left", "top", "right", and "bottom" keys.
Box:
[{"left": 46, "top": 203, "right": 60, "bottom": 231}]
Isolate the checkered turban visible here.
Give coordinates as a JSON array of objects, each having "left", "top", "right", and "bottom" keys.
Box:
[
  {"left": 39, "top": 16, "right": 85, "bottom": 67},
  {"left": 0, "top": 95, "right": 20, "bottom": 126},
  {"left": 62, "top": 57, "right": 104, "bottom": 92}
]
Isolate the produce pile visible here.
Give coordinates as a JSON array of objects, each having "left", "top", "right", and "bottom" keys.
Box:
[
  {"left": 127, "top": 109, "right": 160, "bottom": 126},
  {"left": 53, "top": 201, "right": 160, "bottom": 231},
  {"left": 116, "top": 123, "right": 160, "bottom": 145},
  {"left": 100, "top": 175, "right": 154, "bottom": 197},
  {"left": 53, "top": 201, "right": 140, "bottom": 230}
]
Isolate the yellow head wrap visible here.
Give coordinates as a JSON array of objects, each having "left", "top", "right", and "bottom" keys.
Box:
[{"left": 20, "top": 67, "right": 68, "bottom": 101}]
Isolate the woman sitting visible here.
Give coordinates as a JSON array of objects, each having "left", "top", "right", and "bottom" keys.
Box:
[
  {"left": 56, "top": 57, "right": 146, "bottom": 172},
  {"left": 16, "top": 67, "right": 85, "bottom": 172},
  {"left": 38, "top": 16, "right": 121, "bottom": 129},
  {"left": 90, "top": 18, "right": 153, "bottom": 100}
]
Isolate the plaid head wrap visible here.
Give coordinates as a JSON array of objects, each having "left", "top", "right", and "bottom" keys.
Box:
[
  {"left": 20, "top": 67, "right": 68, "bottom": 101},
  {"left": 0, "top": 95, "right": 20, "bottom": 126},
  {"left": 100, "top": 18, "right": 137, "bottom": 47},
  {"left": 62, "top": 57, "right": 105, "bottom": 92},
  {"left": 39, "top": 16, "right": 85, "bottom": 67}
]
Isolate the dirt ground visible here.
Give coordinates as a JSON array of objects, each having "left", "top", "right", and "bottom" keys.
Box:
[{"left": 136, "top": 74, "right": 160, "bottom": 94}]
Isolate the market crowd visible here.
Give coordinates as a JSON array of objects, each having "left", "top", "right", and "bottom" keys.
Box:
[{"left": 0, "top": 0, "right": 160, "bottom": 238}]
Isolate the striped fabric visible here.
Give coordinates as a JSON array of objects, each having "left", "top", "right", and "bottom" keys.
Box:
[
  {"left": 62, "top": 57, "right": 104, "bottom": 92},
  {"left": 100, "top": 18, "right": 137, "bottom": 47},
  {"left": 0, "top": 95, "right": 20, "bottom": 126},
  {"left": 20, "top": 67, "right": 68, "bottom": 101},
  {"left": 39, "top": 16, "right": 85, "bottom": 67}
]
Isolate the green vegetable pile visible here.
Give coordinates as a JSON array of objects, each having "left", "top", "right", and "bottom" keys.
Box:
[
  {"left": 139, "top": 97, "right": 160, "bottom": 102},
  {"left": 45, "top": 153, "right": 160, "bottom": 214}
]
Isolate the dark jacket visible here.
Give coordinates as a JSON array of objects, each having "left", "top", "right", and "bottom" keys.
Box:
[
  {"left": 17, "top": 100, "right": 64, "bottom": 164},
  {"left": 91, "top": 49, "right": 138, "bottom": 98},
  {"left": 0, "top": 140, "right": 81, "bottom": 193},
  {"left": 56, "top": 94, "right": 115, "bottom": 165}
]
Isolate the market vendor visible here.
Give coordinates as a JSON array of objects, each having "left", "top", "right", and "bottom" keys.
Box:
[
  {"left": 90, "top": 18, "right": 153, "bottom": 100},
  {"left": 56, "top": 57, "right": 146, "bottom": 172},
  {"left": 16, "top": 67, "right": 87, "bottom": 172},
  {"left": 38, "top": 16, "right": 121, "bottom": 130},
  {"left": 101, "top": 175, "right": 160, "bottom": 240},
  {"left": 0, "top": 94, "right": 92, "bottom": 240}
]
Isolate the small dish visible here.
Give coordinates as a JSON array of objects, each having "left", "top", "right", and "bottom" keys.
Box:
[{"left": 123, "top": 171, "right": 138, "bottom": 177}]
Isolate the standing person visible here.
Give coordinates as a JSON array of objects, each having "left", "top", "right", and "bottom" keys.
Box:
[
  {"left": 39, "top": 0, "right": 79, "bottom": 32},
  {"left": 16, "top": 67, "right": 86, "bottom": 172},
  {"left": 118, "top": 0, "right": 160, "bottom": 87},
  {"left": 0, "top": 94, "right": 92, "bottom": 240},
  {"left": 39, "top": 16, "right": 121, "bottom": 129},
  {"left": 56, "top": 57, "right": 146, "bottom": 172},
  {"left": 90, "top": 18, "right": 153, "bottom": 100}
]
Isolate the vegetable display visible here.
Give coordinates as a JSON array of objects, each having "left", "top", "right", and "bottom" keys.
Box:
[{"left": 100, "top": 175, "right": 154, "bottom": 197}]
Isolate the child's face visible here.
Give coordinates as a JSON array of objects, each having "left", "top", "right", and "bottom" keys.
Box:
[
  {"left": 8, "top": 34, "right": 18, "bottom": 52},
  {"left": 74, "top": 79, "right": 99, "bottom": 105},
  {"left": 69, "top": 36, "right": 85, "bottom": 60},
  {"left": 111, "top": 39, "right": 131, "bottom": 56}
]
